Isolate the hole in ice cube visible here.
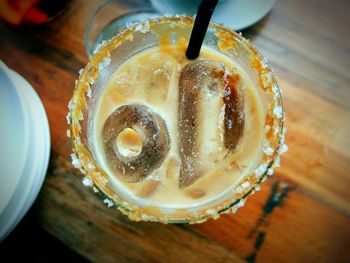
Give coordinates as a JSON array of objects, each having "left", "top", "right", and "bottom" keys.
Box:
[{"left": 116, "top": 128, "right": 143, "bottom": 158}]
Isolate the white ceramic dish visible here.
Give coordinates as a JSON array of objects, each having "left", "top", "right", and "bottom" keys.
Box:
[
  {"left": 0, "top": 62, "right": 29, "bottom": 217},
  {"left": 10, "top": 69, "right": 50, "bottom": 227},
  {"left": 151, "top": 0, "right": 277, "bottom": 30},
  {"left": 0, "top": 65, "right": 50, "bottom": 241}
]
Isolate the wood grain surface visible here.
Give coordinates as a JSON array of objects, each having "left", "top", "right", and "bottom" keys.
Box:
[{"left": 1, "top": 0, "right": 350, "bottom": 262}]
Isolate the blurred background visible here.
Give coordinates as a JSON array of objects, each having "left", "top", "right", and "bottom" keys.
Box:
[{"left": 0, "top": 0, "right": 350, "bottom": 262}]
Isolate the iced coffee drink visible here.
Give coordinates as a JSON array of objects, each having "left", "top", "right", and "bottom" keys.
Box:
[{"left": 67, "top": 17, "right": 286, "bottom": 223}]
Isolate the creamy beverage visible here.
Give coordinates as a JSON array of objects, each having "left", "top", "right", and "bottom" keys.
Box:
[
  {"left": 68, "top": 17, "right": 285, "bottom": 222},
  {"left": 93, "top": 45, "right": 263, "bottom": 208}
]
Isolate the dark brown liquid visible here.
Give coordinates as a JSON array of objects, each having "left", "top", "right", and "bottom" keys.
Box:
[{"left": 222, "top": 72, "right": 245, "bottom": 150}]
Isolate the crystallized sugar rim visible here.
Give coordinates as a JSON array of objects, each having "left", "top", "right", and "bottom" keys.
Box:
[{"left": 67, "top": 16, "right": 287, "bottom": 223}]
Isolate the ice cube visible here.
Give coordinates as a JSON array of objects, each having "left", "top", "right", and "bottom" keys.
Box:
[
  {"left": 178, "top": 61, "right": 226, "bottom": 187},
  {"left": 178, "top": 61, "right": 245, "bottom": 187},
  {"left": 222, "top": 70, "right": 245, "bottom": 151},
  {"left": 136, "top": 180, "right": 160, "bottom": 197},
  {"left": 146, "top": 60, "right": 173, "bottom": 104},
  {"left": 102, "top": 104, "right": 170, "bottom": 182}
]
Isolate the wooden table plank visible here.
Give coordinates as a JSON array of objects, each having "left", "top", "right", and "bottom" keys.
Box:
[
  {"left": 242, "top": 0, "right": 350, "bottom": 214},
  {"left": 191, "top": 174, "right": 350, "bottom": 262},
  {"left": 1, "top": 0, "right": 350, "bottom": 262},
  {"left": 35, "top": 154, "right": 350, "bottom": 262},
  {"left": 37, "top": 155, "right": 243, "bottom": 263}
]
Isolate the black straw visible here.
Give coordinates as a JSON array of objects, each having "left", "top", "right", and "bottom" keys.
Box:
[{"left": 186, "top": 0, "right": 219, "bottom": 60}]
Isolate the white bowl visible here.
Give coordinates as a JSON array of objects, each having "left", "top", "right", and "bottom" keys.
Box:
[
  {"left": 0, "top": 63, "right": 50, "bottom": 241},
  {"left": 0, "top": 62, "right": 29, "bottom": 217},
  {"left": 151, "top": 0, "right": 277, "bottom": 30}
]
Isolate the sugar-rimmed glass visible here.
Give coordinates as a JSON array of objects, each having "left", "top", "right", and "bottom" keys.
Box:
[
  {"left": 69, "top": 16, "right": 286, "bottom": 223},
  {"left": 84, "top": 0, "right": 160, "bottom": 58}
]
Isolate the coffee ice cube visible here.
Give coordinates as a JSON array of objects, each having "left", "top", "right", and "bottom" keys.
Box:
[
  {"left": 178, "top": 61, "right": 245, "bottom": 187},
  {"left": 102, "top": 104, "right": 170, "bottom": 182}
]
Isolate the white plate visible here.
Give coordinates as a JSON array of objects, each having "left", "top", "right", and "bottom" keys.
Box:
[
  {"left": 151, "top": 0, "right": 277, "bottom": 31},
  {"left": 0, "top": 66, "right": 32, "bottom": 240},
  {"left": 0, "top": 62, "right": 29, "bottom": 216},
  {"left": 10, "top": 69, "right": 50, "bottom": 226},
  {"left": 0, "top": 66, "right": 50, "bottom": 241}
]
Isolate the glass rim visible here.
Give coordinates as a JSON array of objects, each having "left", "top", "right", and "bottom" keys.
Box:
[
  {"left": 69, "top": 16, "right": 286, "bottom": 224},
  {"left": 84, "top": 0, "right": 159, "bottom": 57}
]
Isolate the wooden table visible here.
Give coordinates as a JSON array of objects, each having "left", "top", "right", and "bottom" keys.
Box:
[{"left": 1, "top": 0, "right": 350, "bottom": 262}]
